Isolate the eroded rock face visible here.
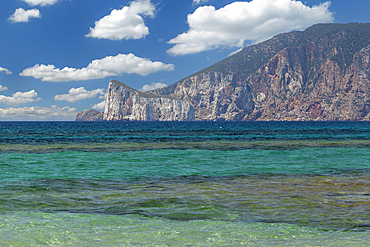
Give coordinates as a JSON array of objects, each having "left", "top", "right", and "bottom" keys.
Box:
[
  {"left": 103, "top": 80, "right": 195, "bottom": 121},
  {"left": 152, "top": 72, "right": 254, "bottom": 121},
  {"left": 246, "top": 44, "right": 370, "bottom": 121},
  {"left": 151, "top": 23, "right": 370, "bottom": 121},
  {"left": 78, "top": 23, "right": 370, "bottom": 122},
  {"left": 75, "top": 110, "right": 103, "bottom": 121}
]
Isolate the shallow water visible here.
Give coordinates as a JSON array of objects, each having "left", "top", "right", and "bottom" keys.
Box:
[
  {"left": 1, "top": 121, "right": 370, "bottom": 246},
  {"left": 2, "top": 212, "right": 370, "bottom": 246}
]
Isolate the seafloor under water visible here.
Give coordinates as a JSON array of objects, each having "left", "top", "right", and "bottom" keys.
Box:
[{"left": 1, "top": 121, "right": 370, "bottom": 246}]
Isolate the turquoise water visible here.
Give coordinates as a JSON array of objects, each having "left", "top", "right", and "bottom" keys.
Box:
[{"left": 1, "top": 121, "right": 370, "bottom": 246}]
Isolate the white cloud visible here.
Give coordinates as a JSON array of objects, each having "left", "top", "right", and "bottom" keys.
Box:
[
  {"left": 0, "top": 105, "right": 77, "bottom": 121},
  {"left": 20, "top": 64, "right": 116, "bottom": 82},
  {"left": 54, "top": 87, "right": 105, "bottom": 103},
  {"left": 0, "top": 90, "right": 41, "bottom": 105},
  {"left": 193, "top": 0, "right": 208, "bottom": 5},
  {"left": 12, "top": 90, "right": 38, "bottom": 98},
  {"left": 0, "top": 85, "right": 9, "bottom": 91},
  {"left": 167, "top": 0, "right": 334, "bottom": 55},
  {"left": 0, "top": 67, "right": 12, "bottom": 74},
  {"left": 139, "top": 82, "right": 167, "bottom": 92},
  {"left": 22, "top": 0, "right": 59, "bottom": 6},
  {"left": 86, "top": 0, "right": 155, "bottom": 40},
  {"left": 8, "top": 8, "right": 41, "bottom": 23},
  {"left": 89, "top": 53, "right": 175, "bottom": 76},
  {"left": 92, "top": 101, "right": 105, "bottom": 110},
  {"left": 20, "top": 53, "right": 175, "bottom": 82}
]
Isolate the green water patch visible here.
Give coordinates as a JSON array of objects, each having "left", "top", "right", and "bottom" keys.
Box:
[
  {"left": 2, "top": 148, "right": 370, "bottom": 231},
  {"left": 1, "top": 148, "right": 370, "bottom": 182},
  {"left": 2, "top": 139, "right": 370, "bottom": 153},
  {"left": 0, "top": 212, "right": 369, "bottom": 246}
]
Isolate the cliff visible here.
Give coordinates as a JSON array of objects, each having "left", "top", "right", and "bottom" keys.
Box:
[
  {"left": 151, "top": 23, "right": 370, "bottom": 121},
  {"left": 76, "top": 23, "right": 370, "bottom": 121},
  {"left": 102, "top": 80, "right": 195, "bottom": 121},
  {"left": 150, "top": 71, "right": 254, "bottom": 121}
]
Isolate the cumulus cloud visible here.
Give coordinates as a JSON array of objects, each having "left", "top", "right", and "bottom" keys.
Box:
[
  {"left": 86, "top": 0, "right": 155, "bottom": 40},
  {"left": 193, "top": 0, "right": 208, "bottom": 5},
  {"left": 168, "top": 0, "right": 334, "bottom": 55},
  {"left": 139, "top": 82, "right": 167, "bottom": 92},
  {"left": 92, "top": 101, "right": 105, "bottom": 110},
  {"left": 12, "top": 90, "right": 38, "bottom": 98},
  {"left": 0, "top": 105, "right": 77, "bottom": 121},
  {"left": 54, "top": 87, "right": 105, "bottom": 103},
  {"left": 22, "top": 0, "right": 59, "bottom": 6},
  {"left": 89, "top": 53, "right": 175, "bottom": 76},
  {"left": 0, "top": 67, "right": 12, "bottom": 75},
  {"left": 8, "top": 8, "right": 41, "bottom": 23},
  {"left": 20, "top": 65, "right": 116, "bottom": 82},
  {"left": 20, "top": 53, "right": 175, "bottom": 82},
  {"left": 0, "top": 85, "right": 9, "bottom": 91},
  {"left": 0, "top": 90, "right": 41, "bottom": 105}
]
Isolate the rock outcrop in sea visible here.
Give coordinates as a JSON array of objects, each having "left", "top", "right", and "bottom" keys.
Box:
[
  {"left": 76, "top": 23, "right": 370, "bottom": 121},
  {"left": 75, "top": 110, "right": 103, "bottom": 121}
]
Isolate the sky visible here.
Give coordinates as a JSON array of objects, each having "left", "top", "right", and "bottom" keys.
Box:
[{"left": 0, "top": 0, "right": 369, "bottom": 120}]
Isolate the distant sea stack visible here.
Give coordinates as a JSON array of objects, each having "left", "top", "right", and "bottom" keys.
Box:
[
  {"left": 76, "top": 23, "right": 370, "bottom": 121},
  {"left": 75, "top": 110, "right": 103, "bottom": 121}
]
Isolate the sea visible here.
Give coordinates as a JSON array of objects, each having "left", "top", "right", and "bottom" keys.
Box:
[{"left": 1, "top": 121, "right": 370, "bottom": 246}]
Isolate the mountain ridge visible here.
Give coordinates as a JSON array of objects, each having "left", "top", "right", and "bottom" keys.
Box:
[
  {"left": 152, "top": 22, "right": 370, "bottom": 93},
  {"left": 76, "top": 22, "right": 370, "bottom": 121}
]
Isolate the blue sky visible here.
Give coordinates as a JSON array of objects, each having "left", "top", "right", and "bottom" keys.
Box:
[{"left": 0, "top": 0, "right": 369, "bottom": 120}]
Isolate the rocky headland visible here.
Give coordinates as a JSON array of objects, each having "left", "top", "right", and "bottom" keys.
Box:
[
  {"left": 76, "top": 23, "right": 370, "bottom": 121},
  {"left": 102, "top": 80, "right": 195, "bottom": 121}
]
